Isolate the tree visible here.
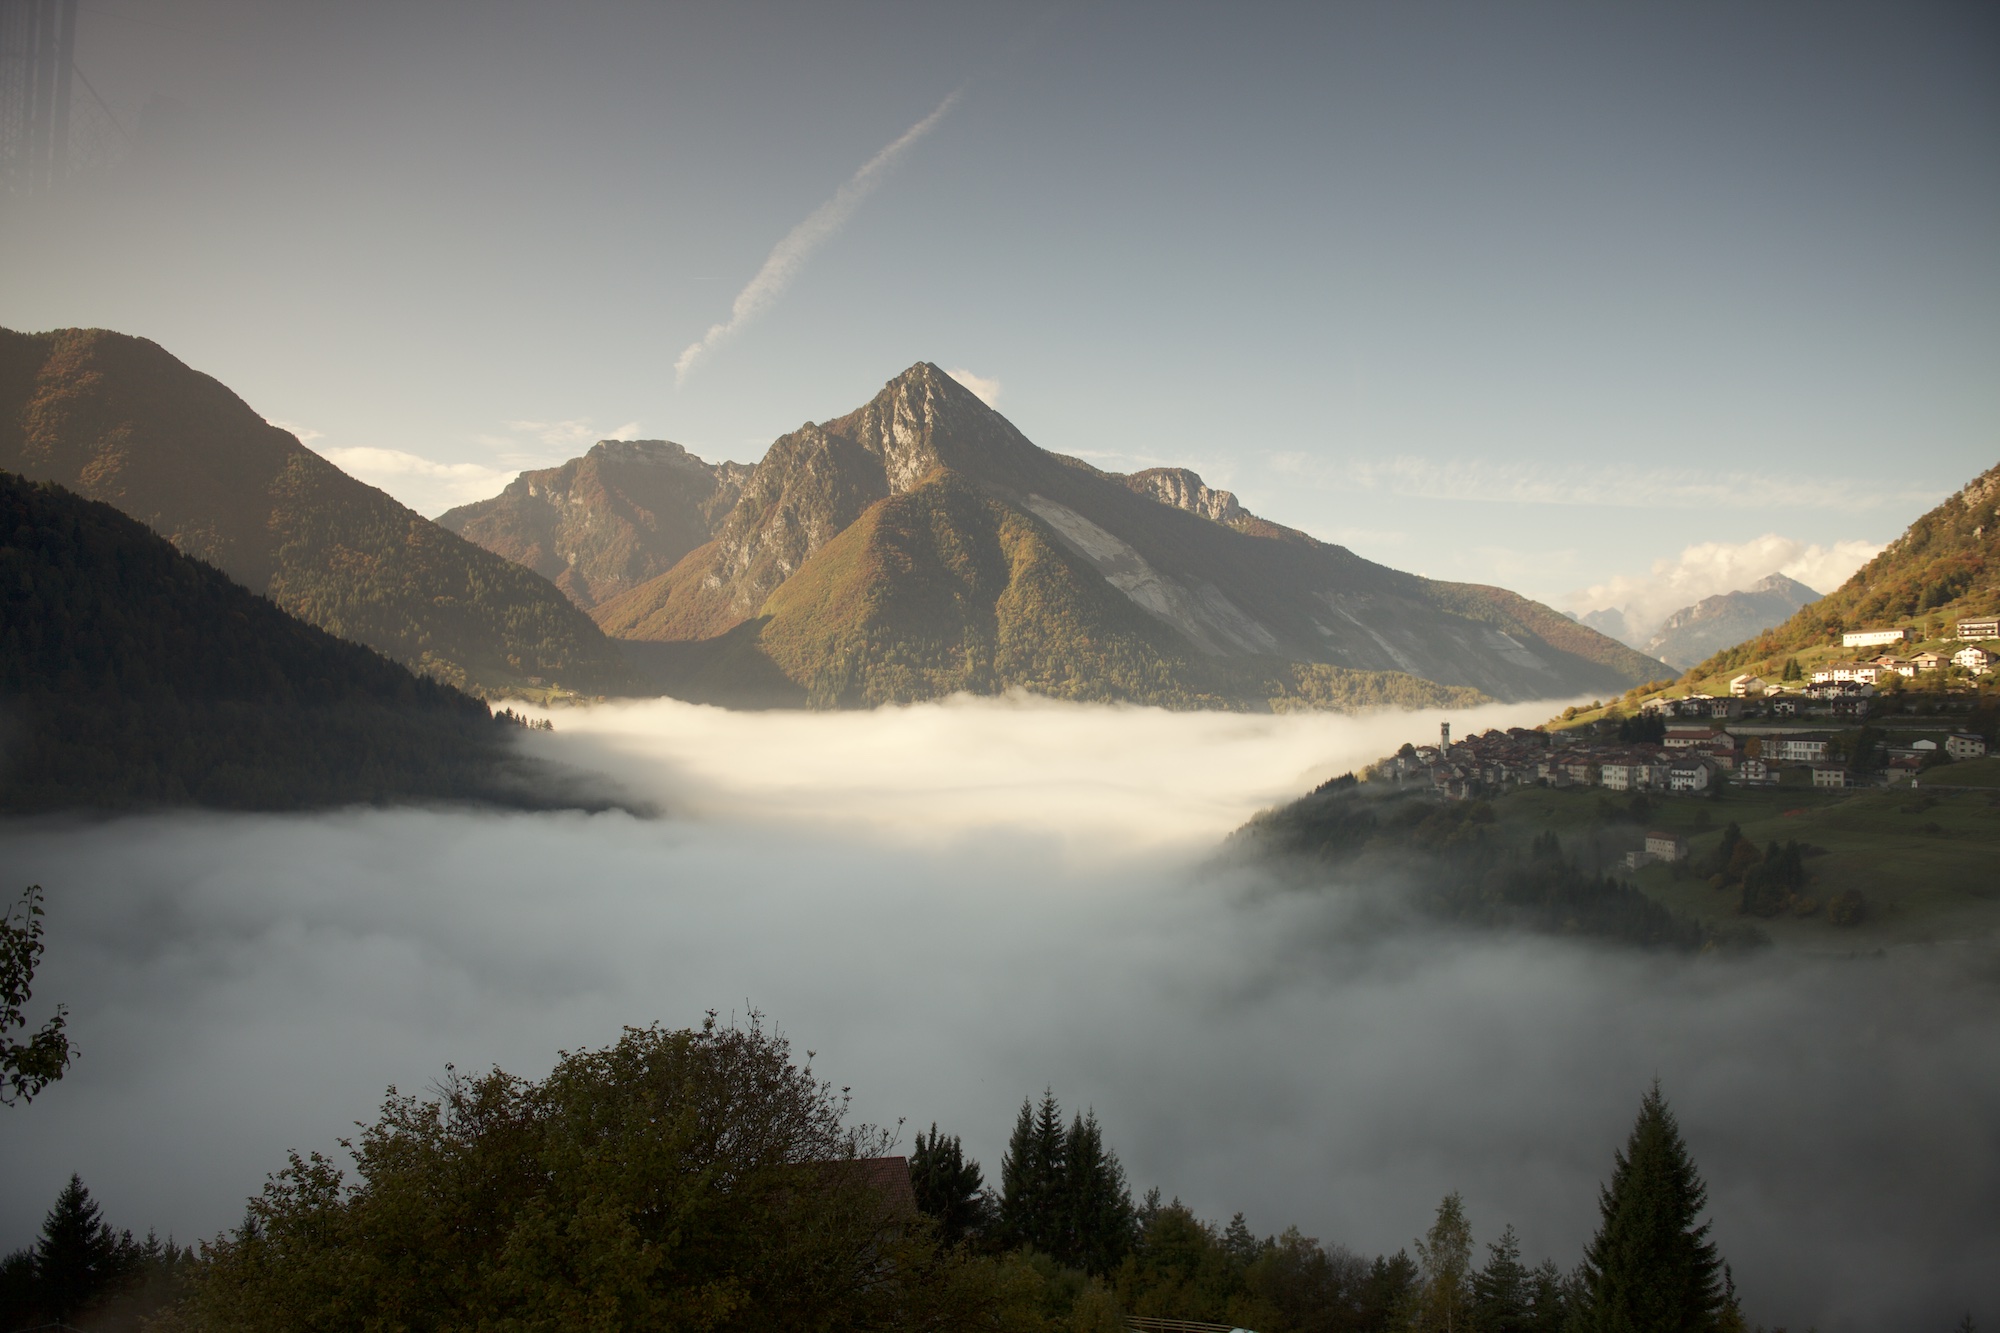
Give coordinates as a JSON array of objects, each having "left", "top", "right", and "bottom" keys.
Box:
[
  {"left": 1470, "top": 1225, "right": 1531, "bottom": 1333},
  {"left": 1576, "top": 1082, "right": 1726, "bottom": 1331},
  {"left": 999, "top": 1089, "right": 1067, "bottom": 1254},
  {"left": 909, "top": 1122, "right": 991, "bottom": 1247},
  {"left": 1408, "top": 1192, "right": 1474, "bottom": 1331},
  {"left": 34, "top": 1175, "right": 140, "bottom": 1322},
  {"left": 2, "top": 885, "right": 72, "bottom": 1106},
  {"left": 181, "top": 1014, "right": 1003, "bottom": 1331},
  {"left": 1063, "top": 1109, "right": 1136, "bottom": 1275}
]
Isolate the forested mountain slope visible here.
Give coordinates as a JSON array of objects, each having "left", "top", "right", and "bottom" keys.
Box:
[
  {"left": 437, "top": 439, "right": 751, "bottom": 608},
  {"left": 589, "top": 364, "right": 1663, "bottom": 707},
  {"left": 0, "top": 327, "right": 630, "bottom": 696},
  {"left": 1686, "top": 462, "right": 1999, "bottom": 678},
  {"left": 0, "top": 472, "right": 561, "bottom": 811}
]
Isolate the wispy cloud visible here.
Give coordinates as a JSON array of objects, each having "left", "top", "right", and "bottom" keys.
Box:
[
  {"left": 1278, "top": 455, "right": 1943, "bottom": 514},
  {"left": 1566, "top": 533, "right": 1884, "bottom": 641},
  {"left": 675, "top": 89, "right": 964, "bottom": 384},
  {"left": 945, "top": 367, "right": 1001, "bottom": 408},
  {"left": 497, "top": 419, "right": 642, "bottom": 454},
  {"left": 318, "top": 446, "right": 520, "bottom": 511}
]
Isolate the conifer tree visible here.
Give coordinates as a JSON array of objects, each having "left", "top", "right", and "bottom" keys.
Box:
[
  {"left": 1062, "top": 1109, "right": 1135, "bottom": 1275},
  {"left": 909, "top": 1123, "right": 989, "bottom": 1247},
  {"left": 1471, "top": 1224, "right": 1531, "bottom": 1333},
  {"left": 998, "top": 1089, "right": 1067, "bottom": 1254},
  {"left": 1577, "top": 1082, "right": 1725, "bottom": 1332},
  {"left": 34, "top": 1175, "right": 136, "bottom": 1322}
]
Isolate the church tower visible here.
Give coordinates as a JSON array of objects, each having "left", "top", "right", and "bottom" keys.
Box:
[{"left": 1440, "top": 721, "right": 1451, "bottom": 753}]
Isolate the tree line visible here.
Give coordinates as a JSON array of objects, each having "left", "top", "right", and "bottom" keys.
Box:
[{"left": 3, "top": 1007, "right": 1981, "bottom": 1331}]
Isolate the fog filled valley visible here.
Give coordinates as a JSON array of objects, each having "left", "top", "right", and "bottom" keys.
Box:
[{"left": 3, "top": 696, "right": 1995, "bottom": 1330}]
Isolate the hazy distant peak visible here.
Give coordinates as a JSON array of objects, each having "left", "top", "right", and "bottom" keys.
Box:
[{"left": 1745, "top": 570, "right": 1820, "bottom": 599}]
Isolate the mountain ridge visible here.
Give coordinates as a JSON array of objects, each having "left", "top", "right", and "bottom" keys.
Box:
[
  {"left": 579, "top": 363, "right": 1664, "bottom": 707},
  {"left": 0, "top": 327, "right": 631, "bottom": 696},
  {"left": 1643, "top": 573, "right": 1822, "bottom": 669}
]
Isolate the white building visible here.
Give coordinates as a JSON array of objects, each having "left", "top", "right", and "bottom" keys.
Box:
[
  {"left": 1729, "top": 674, "right": 1767, "bottom": 697},
  {"left": 1667, "top": 756, "right": 1712, "bottom": 793},
  {"left": 1955, "top": 617, "right": 2000, "bottom": 641},
  {"left": 1772, "top": 737, "right": 1830, "bottom": 762},
  {"left": 1811, "top": 765, "right": 1848, "bottom": 789},
  {"left": 1644, "top": 831, "right": 1686, "bottom": 861},
  {"left": 1948, "top": 732, "right": 1988, "bottom": 760},
  {"left": 1842, "top": 628, "right": 1912, "bottom": 648},
  {"left": 1954, "top": 646, "right": 1993, "bottom": 674}
]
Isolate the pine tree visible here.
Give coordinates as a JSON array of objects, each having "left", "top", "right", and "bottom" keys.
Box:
[
  {"left": 1577, "top": 1082, "right": 1725, "bottom": 1332},
  {"left": 998, "top": 1089, "right": 1067, "bottom": 1255},
  {"left": 1409, "top": 1191, "right": 1474, "bottom": 1331},
  {"left": 909, "top": 1123, "right": 989, "bottom": 1247},
  {"left": 34, "top": 1175, "right": 137, "bottom": 1321},
  {"left": 1471, "top": 1224, "right": 1532, "bottom": 1332},
  {"left": 1222, "top": 1211, "right": 1260, "bottom": 1267},
  {"left": 1062, "top": 1109, "right": 1135, "bottom": 1275}
]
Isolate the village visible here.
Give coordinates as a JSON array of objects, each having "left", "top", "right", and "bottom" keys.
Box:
[{"left": 1361, "top": 618, "right": 1997, "bottom": 811}]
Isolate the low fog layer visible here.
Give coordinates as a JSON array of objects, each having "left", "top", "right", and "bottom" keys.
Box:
[{"left": 1, "top": 697, "right": 1993, "bottom": 1329}]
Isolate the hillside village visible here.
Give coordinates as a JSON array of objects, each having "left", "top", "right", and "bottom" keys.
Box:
[{"left": 1358, "top": 615, "right": 1998, "bottom": 853}]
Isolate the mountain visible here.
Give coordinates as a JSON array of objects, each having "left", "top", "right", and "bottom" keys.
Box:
[
  {"left": 1643, "top": 573, "right": 1821, "bottom": 669},
  {"left": 1684, "top": 461, "right": 2000, "bottom": 679},
  {"left": 0, "top": 471, "right": 568, "bottom": 811},
  {"left": 584, "top": 364, "right": 1664, "bottom": 708},
  {"left": 437, "top": 440, "right": 751, "bottom": 608},
  {"left": 1577, "top": 607, "right": 1636, "bottom": 648},
  {"left": 0, "top": 327, "right": 631, "bottom": 697}
]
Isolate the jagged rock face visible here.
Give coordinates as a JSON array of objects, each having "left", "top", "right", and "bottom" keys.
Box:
[
  {"left": 588, "top": 360, "right": 1668, "bottom": 705},
  {"left": 438, "top": 440, "right": 748, "bottom": 607},
  {"left": 1120, "top": 468, "right": 1246, "bottom": 527},
  {"left": 1645, "top": 573, "right": 1821, "bottom": 669}
]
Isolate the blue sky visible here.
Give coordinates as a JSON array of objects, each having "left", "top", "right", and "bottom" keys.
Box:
[{"left": 4, "top": 0, "right": 1994, "bottom": 635}]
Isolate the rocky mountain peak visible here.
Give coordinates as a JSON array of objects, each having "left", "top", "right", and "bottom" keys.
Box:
[{"left": 1121, "top": 468, "right": 1246, "bottom": 526}]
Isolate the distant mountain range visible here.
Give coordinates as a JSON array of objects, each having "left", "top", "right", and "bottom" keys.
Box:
[
  {"left": 458, "top": 363, "right": 1667, "bottom": 708},
  {"left": 0, "top": 327, "right": 631, "bottom": 697},
  {"left": 438, "top": 440, "right": 752, "bottom": 609},
  {"left": 1, "top": 331, "right": 1663, "bottom": 712},
  {"left": 1683, "top": 461, "right": 2000, "bottom": 680},
  {"left": 1642, "top": 573, "right": 1822, "bottom": 670},
  {"left": 0, "top": 470, "right": 560, "bottom": 811}
]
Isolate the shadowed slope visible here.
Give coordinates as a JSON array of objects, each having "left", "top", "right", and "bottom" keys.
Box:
[
  {"left": 0, "top": 472, "right": 571, "bottom": 811},
  {"left": 0, "top": 327, "right": 630, "bottom": 696}
]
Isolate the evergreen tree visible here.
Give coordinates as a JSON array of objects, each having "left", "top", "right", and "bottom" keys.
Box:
[
  {"left": 909, "top": 1123, "right": 990, "bottom": 1247},
  {"left": 34, "top": 1175, "right": 137, "bottom": 1321},
  {"left": 1408, "top": 1191, "right": 1474, "bottom": 1331},
  {"left": 1222, "top": 1212, "right": 1260, "bottom": 1268},
  {"left": 1062, "top": 1109, "right": 1135, "bottom": 1275},
  {"left": 1525, "top": 1260, "right": 1569, "bottom": 1333},
  {"left": 1577, "top": 1082, "right": 1725, "bottom": 1332},
  {"left": 1470, "top": 1224, "right": 1532, "bottom": 1333},
  {"left": 1359, "top": 1250, "right": 1419, "bottom": 1330},
  {"left": 998, "top": 1089, "right": 1067, "bottom": 1254}
]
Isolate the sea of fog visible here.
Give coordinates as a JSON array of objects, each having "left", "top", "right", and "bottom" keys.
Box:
[{"left": 2, "top": 694, "right": 1995, "bottom": 1329}]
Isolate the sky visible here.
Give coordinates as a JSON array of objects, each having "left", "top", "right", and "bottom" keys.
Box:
[
  {"left": 4, "top": 697, "right": 1995, "bottom": 1330},
  {"left": 2, "top": 0, "right": 1995, "bottom": 632}
]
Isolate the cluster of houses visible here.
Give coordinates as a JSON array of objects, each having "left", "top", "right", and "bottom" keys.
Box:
[
  {"left": 1371, "top": 717, "right": 1987, "bottom": 803},
  {"left": 1646, "top": 684, "right": 1874, "bottom": 722},
  {"left": 1789, "top": 621, "right": 2000, "bottom": 687}
]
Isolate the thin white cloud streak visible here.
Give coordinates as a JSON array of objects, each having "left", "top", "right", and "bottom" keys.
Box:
[
  {"left": 1568, "top": 534, "right": 1883, "bottom": 641},
  {"left": 1275, "top": 454, "right": 1944, "bottom": 514},
  {"left": 264, "top": 418, "right": 324, "bottom": 444},
  {"left": 944, "top": 367, "right": 1001, "bottom": 408},
  {"left": 675, "top": 89, "right": 964, "bottom": 384}
]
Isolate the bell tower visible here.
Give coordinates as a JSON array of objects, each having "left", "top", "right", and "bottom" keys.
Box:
[{"left": 1440, "top": 721, "right": 1451, "bottom": 753}]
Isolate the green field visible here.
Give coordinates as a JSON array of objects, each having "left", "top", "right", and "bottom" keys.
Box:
[{"left": 1470, "top": 780, "right": 1999, "bottom": 951}]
